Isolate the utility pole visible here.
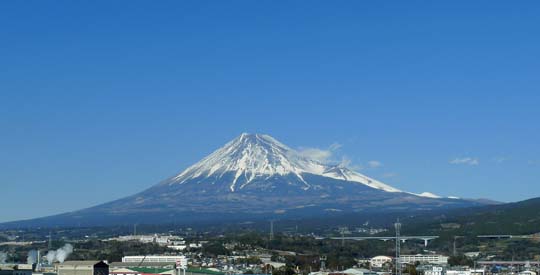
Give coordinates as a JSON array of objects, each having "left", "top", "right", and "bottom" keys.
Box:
[
  {"left": 48, "top": 231, "right": 52, "bottom": 250},
  {"left": 395, "top": 219, "right": 402, "bottom": 275},
  {"left": 320, "top": 256, "right": 327, "bottom": 271},
  {"left": 453, "top": 237, "right": 457, "bottom": 256},
  {"left": 270, "top": 220, "right": 274, "bottom": 241},
  {"left": 453, "top": 236, "right": 464, "bottom": 256}
]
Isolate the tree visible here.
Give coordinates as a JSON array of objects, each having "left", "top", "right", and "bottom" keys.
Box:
[
  {"left": 404, "top": 264, "right": 417, "bottom": 275},
  {"left": 448, "top": 255, "right": 473, "bottom": 267},
  {"left": 273, "top": 266, "right": 295, "bottom": 275},
  {"left": 202, "top": 242, "right": 230, "bottom": 257}
]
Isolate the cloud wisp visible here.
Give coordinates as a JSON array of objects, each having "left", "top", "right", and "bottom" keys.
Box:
[
  {"left": 381, "top": 172, "right": 398, "bottom": 178},
  {"left": 450, "top": 157, "right": 479, "bottom": 166},
  {"left": 298, "top": 142, "right": 358, "bottom": 168},
  {"left": 297, "top": 143, "right": 383, "bottom": 172},
  {"left": 297, "top": 143, "right": 342, "bottom": 163},
  {"left": 492, "top": 156, "right": 507, "bottom": 164},
  {"left": 367, "top": 160, "right": 383, "bottom": 168}
]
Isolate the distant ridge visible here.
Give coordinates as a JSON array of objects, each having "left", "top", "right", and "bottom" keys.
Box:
[{"left": 402, "top": 197, "right": 540, "bottom": 236}]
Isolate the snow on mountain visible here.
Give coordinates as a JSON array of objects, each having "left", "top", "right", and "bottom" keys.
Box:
[
  {"left": 168, "top": 133, "right": 402, "bottom": 193},
  {"left": 415, "top": 192, "right": 442, "bottom": 198}
]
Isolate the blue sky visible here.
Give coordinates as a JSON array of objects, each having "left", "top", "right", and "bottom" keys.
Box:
[{"left": 1, "top": 1, "right": 539, "bottom": 222}]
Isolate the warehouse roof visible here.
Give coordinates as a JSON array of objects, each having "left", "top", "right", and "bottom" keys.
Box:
[{"left": 59, "top": 261, "right": 108, "bottom": 267}]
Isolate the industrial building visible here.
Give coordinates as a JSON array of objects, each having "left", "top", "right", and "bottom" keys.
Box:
[
  {"left": 420, "top": 265, "right": 486, "bottom": 275},
  {"left": 122, "top": 256, "right": 187, "bottom": 264},
  {"left": 0, "top": 264, "right": 33, "bottom": 275},
  {"left": 57, "top": 261, "right": 109, "bottom": 275},
  {"left": 109, "top": 267, "right": 141, "bottom": 275},
  {"left": 446, "top": 269, "right": 486, "bottom": 275},
  {"left": 109, "top": 262, "right": 175, "bottom": 271},
  {"left": 399, "top": 254, "right": 448, "bottom": 265}
]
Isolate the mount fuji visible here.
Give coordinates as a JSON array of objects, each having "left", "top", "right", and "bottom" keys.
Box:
[
  {"left": 168, "top": 133, "right": 401, "bottom": 194},
  {"left": 2, "top": 133, "right": 487, "bottom": 227}
]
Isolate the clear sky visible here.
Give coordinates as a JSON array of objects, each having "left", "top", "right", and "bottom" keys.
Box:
[{"left": 1, "top": 1, "right": 539, "bottom": 222}]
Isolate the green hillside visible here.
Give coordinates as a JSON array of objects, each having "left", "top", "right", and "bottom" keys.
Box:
[{"left": 402, "top": 197, "right": 540, "bottom": 236}]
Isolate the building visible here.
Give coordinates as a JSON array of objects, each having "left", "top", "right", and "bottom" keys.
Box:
[
  {"left": 260, "top": 257, "right": 286, "bottom": 269},
  {"left": 370, "top": 256, "right": 393, "bottom": 268},
  {"left": 57, "top": 261, "right": 109, "bottom": 275},
  {"left": 109, "top": 262, "right": 175, "bottom": 271},
  {"left": 341, "top": 268, "right": 378, "bottom": 275},
  {"left": 112, "top": 235, "right": 184, "bottom": 247},
  {"left": 0, "top": 264, "right": 33, "bottom": 275},
  {"left": 463, "top": 252, "right": 480, "bottom": 258},
  {"left": 446, "top": 269, "right": 485, "bottom": 275},
  {"left": 167, "top": 245, "right": 187, "bottom": 251},
  {"left": 122, "top": 256, "right": 187, "bottom": 264},
  {"left": 423, "top": 266, "right": 444, "bottom": 275},
  {"left": 109, "top": 268, "right": 141, "bottom": 275},
  {"left": 399, "top": 255, "right": 448, "bottom": 265}
]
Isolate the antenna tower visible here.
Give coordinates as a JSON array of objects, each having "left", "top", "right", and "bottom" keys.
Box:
[{"left": 395, "top": 219, "right": 402, "bottom": 275}]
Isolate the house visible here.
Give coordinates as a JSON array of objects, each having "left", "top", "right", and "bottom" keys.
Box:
[{"left": 370, "top": 256, "right": 393, "bottom": 268}]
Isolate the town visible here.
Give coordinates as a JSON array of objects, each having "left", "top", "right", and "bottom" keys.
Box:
[{"left": 1, "top": 223, "right": 539, "bottom": 275}]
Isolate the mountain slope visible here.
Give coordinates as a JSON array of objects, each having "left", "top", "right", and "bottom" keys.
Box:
[{"left": 1, "top": 133, "right": 486, "bottom": 228}]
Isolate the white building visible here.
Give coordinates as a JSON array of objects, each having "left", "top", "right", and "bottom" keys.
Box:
[
  {"left": 399, "top": 255, "right": 448, "bottom": 265},
  {"left": 113, "top": 235, "right": 184, "bottom": 246},
  {"left": 342, "top": 268, "right": 378, "bottom": 275},
  {"left": 122, "top": 256, "right": 187, "bottom": 264},
  {"left": 370, "top": 256, "right": 393, "bottom": 268},
  {"left": 464, "top": 252, "right": 480, "bottom": 258},
  {"left": 109, "top": 268, "right": 140, "bottom": 275},
  {"left": 424, "top": 266, "right": 444, "bottom": 275},
  {"left": 168, "top": 245, "right": 187, "bottom": 251},
  {"left": 446, "top": 269, "right": 485, "bottom": 275}
]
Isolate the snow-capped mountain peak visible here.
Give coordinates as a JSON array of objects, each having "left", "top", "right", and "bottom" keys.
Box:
[
  {"left": 167, "top": 133, "right": 402, "bottom": 193},
  {"left": 5, "top": 133, "right": 485, "bottom": 228}
]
